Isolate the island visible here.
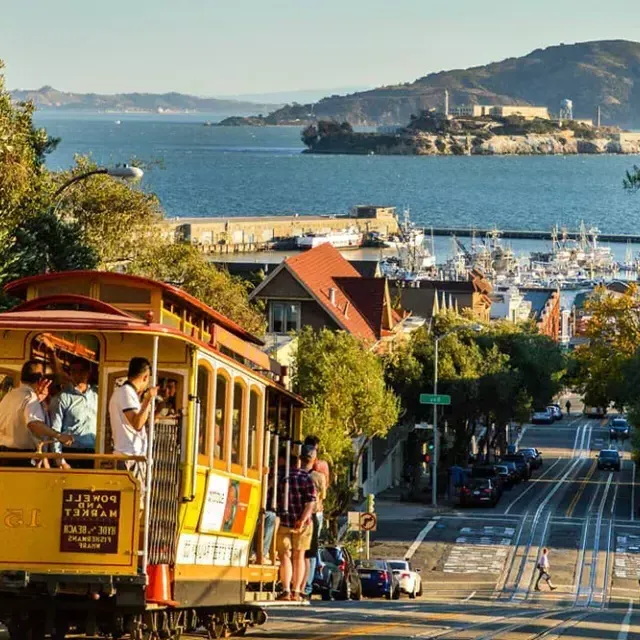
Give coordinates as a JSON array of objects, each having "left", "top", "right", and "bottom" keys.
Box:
[{"left": 300, "top": 112, "right": 640, "bottom": 156}]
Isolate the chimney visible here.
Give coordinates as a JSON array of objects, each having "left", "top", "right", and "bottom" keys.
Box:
[{"left": 328, "top": 287, "right": 337, "bottom": 305}]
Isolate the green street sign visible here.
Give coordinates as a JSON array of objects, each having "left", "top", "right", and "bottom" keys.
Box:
[{"left": 420, "top": 393, "right": 451, "bottom": 406}]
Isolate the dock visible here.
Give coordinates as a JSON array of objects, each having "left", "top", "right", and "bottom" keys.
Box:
[{"left": 424, "top": 227, "right": 640, "bottom": 244}]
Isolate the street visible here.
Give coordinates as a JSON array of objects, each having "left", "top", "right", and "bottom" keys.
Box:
[{"left": 244, "top": 415, "right": 640, "bottom": 639}]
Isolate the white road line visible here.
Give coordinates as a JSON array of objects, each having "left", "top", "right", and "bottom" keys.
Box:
[
  {"left": 617, "top": 599, "right": 634, "bottom": 640},
  {"left": 504, "top": 457, "right": 565, "bottom": 514},
  {"left": 405, "top": 519, "right": 436, "bottom": 560},
  {"left": 462, "top": 591, "right": 476, "bottom": 602},
  {"left": 572, "top": 424, "right": 584, "bottom": 457}
]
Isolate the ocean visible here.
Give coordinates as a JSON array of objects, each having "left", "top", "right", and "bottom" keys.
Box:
[{"left": 36, "top": 111, "right": 640, "bottom": 237}]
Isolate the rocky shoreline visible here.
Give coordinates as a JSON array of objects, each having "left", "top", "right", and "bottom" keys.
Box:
[{"left": 304, "top": 131, "right": 640, "bottom": 156}]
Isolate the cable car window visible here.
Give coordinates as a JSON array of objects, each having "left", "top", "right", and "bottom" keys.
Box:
[
  {"left": 196, "top": 365, "right": 210, "bottom": 456},
  {"left": 248, "top": 389, "right": 260, "bottom": 469},
  {"left": 215, "top": 374, "right": 228, "bottom": 459},
  {"left": 232, "top": 381, "right": 245, "bottom": 465}
]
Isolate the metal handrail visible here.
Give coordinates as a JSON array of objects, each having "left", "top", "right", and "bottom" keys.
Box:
[{"left": 0, "top": 452, "right": 146, "bottom": 461}]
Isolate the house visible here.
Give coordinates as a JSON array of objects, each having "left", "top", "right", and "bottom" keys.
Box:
[
  {"left": 490, "top": 287, "right": 532, "bottom": 323},
  {"left": 249, "top": 243, "right": 404, "bottom": 348},
  {"left": 389, "top": 270, "right": 493, "bottom": 321},
  {"left": 521, "top": 288, "right": 561, "bottom": 341}
]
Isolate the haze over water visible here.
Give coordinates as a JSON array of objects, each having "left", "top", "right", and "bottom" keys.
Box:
[{"left": 37, "top": 112, "right": 640, "bottom": 235}]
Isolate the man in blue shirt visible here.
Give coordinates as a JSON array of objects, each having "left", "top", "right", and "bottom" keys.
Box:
[{"left": 51, "top": 358, "right": 98, "bottom": 469}]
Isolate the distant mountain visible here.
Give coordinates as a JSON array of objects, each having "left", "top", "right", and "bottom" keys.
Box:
[
  {"left": 10, "top": 86, "right": 280, "bottom": 115},
  {"left": 257, "top": 40, "right": 640, "bottom": 127},
  {"left": 220, "top": 86, "right": 373, "bottom": 104}
]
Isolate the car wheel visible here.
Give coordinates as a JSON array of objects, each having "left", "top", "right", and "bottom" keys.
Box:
[
  {"left": 392, "top": 586, "right": 400, "bottom": 600},
  {"left": 321, "top": 589, "right": 332, "bottom": 601},
  {"left": 385, "top": 590, "right": 391, "bottom": 600},
  {"left": 352, "top": 581, "right": 362, "bottom": 601},
  {"left": 417, "top": 581, "right": 423, "bottom": 597}
]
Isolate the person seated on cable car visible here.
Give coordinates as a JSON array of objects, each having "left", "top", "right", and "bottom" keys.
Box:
[
  {"left": 108, "top": 357, "right": 157, "bottom": 481},
  {"left": 50, "top": 357, "right": 98, "bottom": 470},
  {"left": 156, "top": 377, "right": 178, "bottom": 417},
  {"left": 0, "top": 360, "right": 73, "bottom": 467}
]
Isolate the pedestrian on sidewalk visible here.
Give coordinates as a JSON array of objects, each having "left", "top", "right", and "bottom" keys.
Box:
[
  {"left": 535, "top": 548, "right": 557, "bottom": 591},
  {"left": 565, "top": 400, "right": 571, "bottom": 417}
]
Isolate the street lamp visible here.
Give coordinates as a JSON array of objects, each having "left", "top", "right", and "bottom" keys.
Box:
[
  {"left": 432, "top": 323, "right": 483, "bottom": 507},
  {"left": 53, "top": 165, "right": 144, "bottom": 198}
]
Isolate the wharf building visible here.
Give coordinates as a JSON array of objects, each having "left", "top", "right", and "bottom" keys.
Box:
[
  {"left": 164, "top": 205, "right": 399, "bottom": 254},
  {"left": 449, "top": 104, "right": 550, "bottom": 120}
]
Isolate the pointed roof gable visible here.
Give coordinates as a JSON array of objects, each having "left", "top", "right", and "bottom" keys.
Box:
[{"left": 280, "top": 244, "right": 378, "bottom": 341}]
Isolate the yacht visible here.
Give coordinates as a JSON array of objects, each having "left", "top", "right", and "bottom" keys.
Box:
[{"left": 295, "top": 228, "right": 363, "bottom": 250}]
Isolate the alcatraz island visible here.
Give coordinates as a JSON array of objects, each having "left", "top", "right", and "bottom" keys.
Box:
[{"left": 301, "top": 101, "right": 640, "bottom": 156}]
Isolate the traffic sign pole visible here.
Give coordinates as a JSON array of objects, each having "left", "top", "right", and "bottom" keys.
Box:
[{"left": 432, "top": 339, "right": 439, "bottom": 508}]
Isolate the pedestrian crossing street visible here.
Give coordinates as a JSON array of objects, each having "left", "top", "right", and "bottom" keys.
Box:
[
  {"left": 614, "top": 534, "right": 640, "bottom": 579},
  {"left": 443, "top": 525, "right": 515, "bottom": 574}
]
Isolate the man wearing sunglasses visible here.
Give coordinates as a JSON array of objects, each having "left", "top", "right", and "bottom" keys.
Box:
[{"left": 0, "top": 360, "right": 73, "bottom": 466}]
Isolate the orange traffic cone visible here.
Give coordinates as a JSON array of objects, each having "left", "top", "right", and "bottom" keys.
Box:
[{"left": 146, "top": 564, "right": 178, "bottom": 606}]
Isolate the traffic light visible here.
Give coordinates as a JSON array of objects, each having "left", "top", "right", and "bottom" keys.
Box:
[
  {"left": 366, "top": 493, "right": 375, "bottom": 513},
  {"left": 426, "top": 438, "right": 435, "bottom": 454},
  {"left": 423, "top": 453, "right": 431, "bottom": 465}
]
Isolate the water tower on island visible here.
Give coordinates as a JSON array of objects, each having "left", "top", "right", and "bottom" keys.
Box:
[{"left": 560, "top": 98, "right": 573, "bottom": 121}]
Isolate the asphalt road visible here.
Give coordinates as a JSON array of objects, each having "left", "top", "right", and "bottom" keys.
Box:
[{"left": 247, "top": 414, "right": 640, "bottom": 638}]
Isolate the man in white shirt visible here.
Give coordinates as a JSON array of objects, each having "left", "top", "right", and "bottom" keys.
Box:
[
  {"left": 0, "top": 360, "right": 74, "bottom": 466},
  {"left": 108, "top": 357, "right": 157, "bottom": 481},
  {"left": 535, "top": 547, "right": 557, "bottom": 591}
]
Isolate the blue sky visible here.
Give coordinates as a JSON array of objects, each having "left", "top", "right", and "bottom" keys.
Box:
[{"left": 2, "top": 0, "right": 639, "bottom": 97}]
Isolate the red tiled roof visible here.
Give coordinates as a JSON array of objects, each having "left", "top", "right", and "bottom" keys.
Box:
[
  {"left": 334, "top": 277, "right": 388, "bottom": 340},
  {"left": 284, "top": 245, "right": 378, "bottom": 341}
]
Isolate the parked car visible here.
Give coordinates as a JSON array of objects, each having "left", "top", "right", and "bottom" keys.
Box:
[
  {"left": 609, "top": 417, "right": 630, "bottom": 441},
  {"left": 500, "top": 453, "right": 531, "bottom": 481},
  {"left": 494, "top": 464, "right": 517, "bottom": 489},
  {"left": 532, "top": 408, "right": 554, "bottom": 425},
  {"left": 388, "top": 560, "right": 423, "bottom": 598},
  {"left": 597, "top": 449, "right": 621, "bottom": 471},
  {"left": 460, "top": 478, "right": 501, "bottom": 507},
  {"left": 470, "top": 465, "right": 505, "bottom": 494},
  {"left": 499, "top": 460, "right": 522, "bottom": 484},
  {"left": 356, "top": 559, "right": 399, "bottom": 599},
  {"left": 547, "top": 404, "right": 563, "bottom": 420},
  {"left": 316, "top": 546, "right": 362, "bottom": 601},
  {"left": 518, "top": 448, "right": 543, "bottom": 470}
]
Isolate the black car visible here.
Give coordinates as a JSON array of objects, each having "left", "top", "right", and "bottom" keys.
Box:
[
  {"left": 470, "top": 465, "right": 505, "bottom": 494},
  {"left": 460, "top": 478, "right": 501, "bottom": 507},
  {"left": 494, "top": 464, "right": 516, "bottom": 489},
  {"left": 500, "top": 453, "right": 531, "bottom": 481},
  {"left": 518, "top": 448, "right": 543, "bottom": 470},
  {"left": 597, "top": 449, "right": 621, "bottom": 471},
  {"left": 500, "top": 460, "right": 522, "bottom": 484},
  {"left": 315, "top": 546, "right": 362, "bottom": 601},
  {"left": 609, "top": 417, "right": 630, "bottom": 441}
]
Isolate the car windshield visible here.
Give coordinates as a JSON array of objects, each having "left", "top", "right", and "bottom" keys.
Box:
[
  {"left": 495, "top": 465, "right": 509, "bottom": 473},
  {"left": 612, "top": 419, "right": 627, "bottom": 427},
  {"left": 599, "top": 451, "right": 619, "bottom": 459},
  {"left": 358, "top": 560, "right": 386, "bottom": 570},
  {"left": 388, "top": 561, "right": 408, "bottom": 571},
  {"left": 320, "top": 547, "right": 342, "bottom": 564}
]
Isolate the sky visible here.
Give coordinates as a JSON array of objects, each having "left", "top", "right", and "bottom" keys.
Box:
[{"left": 1, "top": 0, "right": 639, "bottom": 98}]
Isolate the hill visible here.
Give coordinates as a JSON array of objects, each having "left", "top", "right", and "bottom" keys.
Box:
[
  {"left": 254, "top": 40, "right": 640, "bottom": 127},
  {"left": 10, "top": 86, "right": 280, "bottom": 116}
]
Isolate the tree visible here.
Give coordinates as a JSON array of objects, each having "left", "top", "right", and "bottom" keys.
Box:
[
  {"left": 570, "top": 285, "right": 640, "bottom": 409},
  {"left": 623, "top": 165, "right": 640, "bottom": 192},
  {"left": 292, "top": 328, "right": 399, "bottom": 535}
]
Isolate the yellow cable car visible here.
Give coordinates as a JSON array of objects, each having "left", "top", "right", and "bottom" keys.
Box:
[{"left": 0, "top": 271, "right": 304, "bottom": 639}]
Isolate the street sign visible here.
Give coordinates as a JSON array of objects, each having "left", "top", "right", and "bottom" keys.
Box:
[
  {"left": 360, "top": 512, "right": 377, "bottom": 532},
  {"left": 420, "top": 393, "right": 451, "bottom": 406},
  {"left": 347, "top": 511, "right": 362, "bottom": 531},
  {"left": 414, "top": 422, "right": 433, "bottom": 430}
]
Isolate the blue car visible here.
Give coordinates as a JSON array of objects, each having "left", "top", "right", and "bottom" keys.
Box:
[{"left": 356, "top": 559, "right": 400, "bottom": 599}]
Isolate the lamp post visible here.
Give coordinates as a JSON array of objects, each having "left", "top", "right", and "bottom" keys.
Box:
[
  {"left": 53, "top": 165, "right": 144, "bottom": 198},
  {"left": 432, "top": 324, "right": 483, "bottom": 507}
]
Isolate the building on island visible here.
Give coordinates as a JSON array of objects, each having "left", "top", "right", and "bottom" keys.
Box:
[{"left": 450, "top": 104, "right": 550, "bottom": 120}]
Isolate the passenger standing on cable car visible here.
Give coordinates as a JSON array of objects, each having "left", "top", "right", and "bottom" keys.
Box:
[
  {"left": 108, "top": 357, "right": 157, "bottom": 481},
  {"left": 0, "top": 360, "right": 74, "bottom": 466},
  {"left": 50, "top": 358, "right": 98, "bottom": 469}
]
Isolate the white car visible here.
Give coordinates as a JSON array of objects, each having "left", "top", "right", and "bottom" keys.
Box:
[{"left": 388, "top": 560, "right": 422, "bottom": 598}]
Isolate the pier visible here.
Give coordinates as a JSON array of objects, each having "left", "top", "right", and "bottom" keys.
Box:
[{"left": 424, "top": 227, "right": 640, "bottom": 244}]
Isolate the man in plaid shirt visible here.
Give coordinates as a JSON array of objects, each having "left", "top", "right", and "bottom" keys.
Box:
[{"left": 275, "top": 453, "right": 316, "bottom": 601}]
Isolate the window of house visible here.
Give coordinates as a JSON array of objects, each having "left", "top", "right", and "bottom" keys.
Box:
[
  {"left": 232, "top": 381, "right": 245, "bottom": 465},
  {"left": 248, "top": 389, "right": 261, "bottom": 469},
  {"left": 215, "top": 374, "right": 228, "bottom": 460},
  {"left": 270, "top": 302, "right": 300, "bottom": 334},
  {"left": 196, "top": 365, "right": 210, "bottom": 456}
]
